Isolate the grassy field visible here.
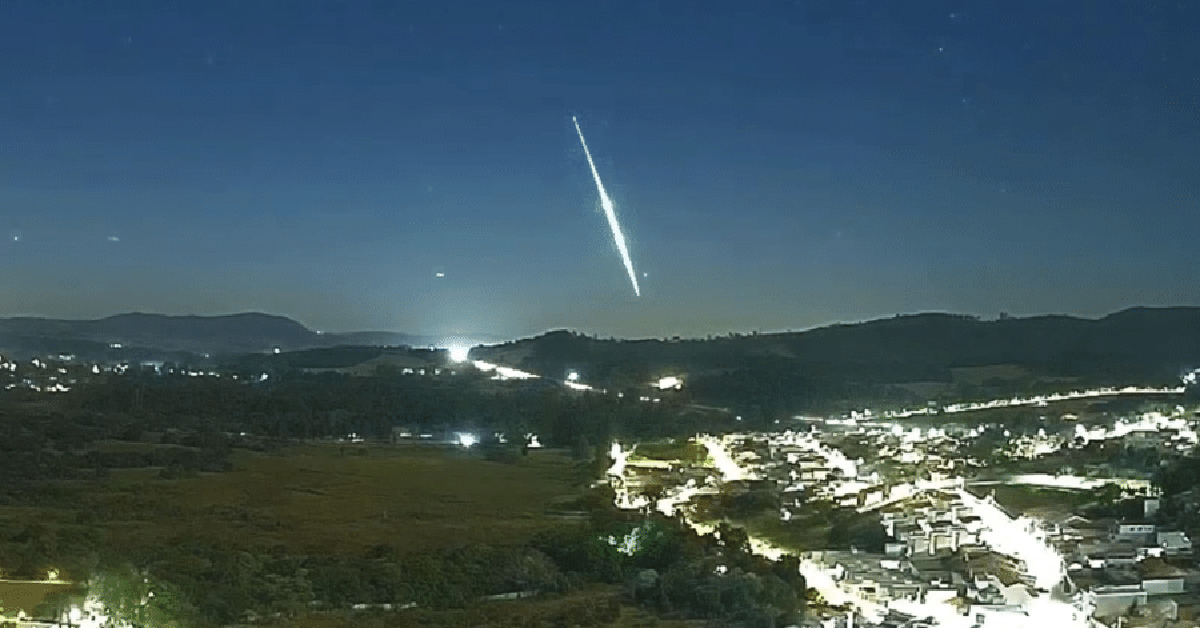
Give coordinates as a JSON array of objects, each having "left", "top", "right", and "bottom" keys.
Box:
[
  {"left": 629, "top": 440, "right": 709, "bottom": 466},
  {"left": 101, "top": 444, "right": 584, "bottom": 556},
  {"left": 967, "top": 484, "right": 1096, "bottom": 517},
  {"left": 0, "top": 580, "right": 82, "bottom": 619},
  {"left": 289, "top": 585, "right": 704, "bottom": 628},
  {"left": 0, "top": 444, "right": 587, "bottom": 563}
]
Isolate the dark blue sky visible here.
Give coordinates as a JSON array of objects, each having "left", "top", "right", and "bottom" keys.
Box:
[{"left": 1, "top": 1, "right": 1198, "bottom": 338}]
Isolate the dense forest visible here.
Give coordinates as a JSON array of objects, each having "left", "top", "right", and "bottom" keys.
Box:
[{"left": 67, "top": 368, "right": 724, "bottom": 444}]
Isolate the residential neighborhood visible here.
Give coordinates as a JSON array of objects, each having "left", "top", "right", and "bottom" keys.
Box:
[{"left": 608, "top": 393, "right": 1200, "bottom": 627}]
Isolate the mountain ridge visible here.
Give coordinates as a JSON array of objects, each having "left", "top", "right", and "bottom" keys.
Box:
[
  {"left": 471, "top": 306, "right": 1200, "bottom": 408},
  {"left": 3, "top": 308, "right": 1199, "bottom": 403},
  {"left": 0, "top": 312, "right": 497, "bottom": 359}
]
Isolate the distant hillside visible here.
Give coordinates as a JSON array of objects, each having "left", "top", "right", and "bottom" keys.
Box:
[
  {"left": 5, "top": 307, "right": 1197, "bottom": 411},
  {"left": 473, "top": 307, "right": 1200, "bottom": 410},
  {"left": 0, "top": 313, "right": 490, "bottom": 360},
  {"left": 228, "top": 345, "right": 448, "bottom": 373},
  {"left": 322, "top": 331, "right": 502, "bottom": 349}
]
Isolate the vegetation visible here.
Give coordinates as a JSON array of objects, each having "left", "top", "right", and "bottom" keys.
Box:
[
  {"left": 971, "top": 485, "right": 1099, "bottom": 517},
  {"left": 475, "top": 308, "right": 1198, "bottom": 415},
  {"left": 0, "top": 373, "right": 807, "bottom": 627},
  {"left": 59, "top": 367, "right": 723, "bottom": 449},
  {"left": 629, "top": 441, "right": 709, "bottom": 466},
  {"left": 1153, "top": 454, "right": 1200, "bottom": 523}
]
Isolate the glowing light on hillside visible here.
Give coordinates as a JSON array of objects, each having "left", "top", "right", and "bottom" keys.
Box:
[
  {"left": 447, "top": 345, "right": 470, "bottom": 363},
  {"left": 457, "top": 432, "right": 477, "bottom": 448},
  {"left": 885, "top": 385, "right": 1186, "bottom": 418},
  {"left": 472, "top": 360, "right": 538, "bottom": 380},
  {"left": 959, "top": 489, "right": 1063, "bottom": 590},
  {"left": 1184, "top": 368, "right": 1199, "bottom": 385},
  {"left": 608, "top": 442, "right": 628, "bottom": 477},
  {"left": 655, "top": 376, "right": 682, "bottom": 390}
]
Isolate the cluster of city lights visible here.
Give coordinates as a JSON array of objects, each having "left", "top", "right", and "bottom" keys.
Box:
[{"left": 885, "top": 385, "right": 1187, "bottom": 418}]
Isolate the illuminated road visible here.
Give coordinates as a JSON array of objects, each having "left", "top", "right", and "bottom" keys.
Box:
[
  {"left": 613, "top": 435, "right": 1093, "bottom": 627},
  {"left": 701, "top": 435, "right": 752, "bottom": 481},
  {"left": 885, "top": 385, "right": 1185, "bottom": 419},
  {"left": 948, "top": 489, "right": 1091, "bottom": 628},
  {"left": 969, "top": 474, "right": 1151, "bottom": 492},
  {"left": 958, "top": 489, "right": 1064, "bottom": 590},
  {"left": 470, "top": 359, "right": 538, "bottom": 380},
  {"left": 696, "top": 436, "right": 887, "bottom": 621}
]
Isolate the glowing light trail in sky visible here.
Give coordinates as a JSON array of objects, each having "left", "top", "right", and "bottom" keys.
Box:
[{"left": 572, "top": 116, "right": 641, "bottom": 297}]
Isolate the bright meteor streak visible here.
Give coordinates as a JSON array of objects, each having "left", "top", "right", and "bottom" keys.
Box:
[{"left": 573, "top": 116, "right": 641, "bottom": 297}]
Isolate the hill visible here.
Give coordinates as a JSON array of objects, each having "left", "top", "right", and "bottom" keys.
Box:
[
  {"left": 0, "top": 313, "right": 481, "bottom": 359},
  {"left": 0, "top": 312, "right": 315, "bottom": 358},
  {"left": 5, "top": 307, "right": 1197, "bottom": 410},
  {"left": 473, "top": 307, "right": 1200, "bottom": 410}
]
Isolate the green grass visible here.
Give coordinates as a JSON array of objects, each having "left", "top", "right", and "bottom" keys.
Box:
[
  {"left": 0, "top": 581, "right": 82, "bottom": 618},
  {"left": 114, "top": 445, "right": 584, "bottom": 555},
  {"left": 968, "top": 484, "right": 1095, "bottom": 516},
  {"left": 687, "top": 494, "right": 838, "bottom": 554},
  {"left": 288, "top": 585, "right": 705, "bottom": 628},
  {"left": 630, "top": 441, "right": 709, "bottom": 466},
  {"left": 1, "top": 445, "right": 586, "bottom": 562}
]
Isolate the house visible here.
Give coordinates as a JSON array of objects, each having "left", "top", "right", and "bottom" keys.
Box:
[
  {"left": 1124, "top": 428, "right": 1171, "bottom": 451},
  {"left": 857, "top": 485, "right": 887, "bottom": 509},
  {"left": 1086, "top": 584, "right": 1148, "bottom": 618},
  {"left": 1113, "top": 521, "right": 1156, "bottom": 543},
  {"left": 1139, "top": 559, "right": 1187, "bottom": 596},
  {"left": 816, "top": 551, "right": 928, "bottom": 604},
  {"left": 1157, "top": 531, "right": 1193, "bottom": 556},
  {"left": 1078, "top": 541, "right": 1140, "bottom": 570},
  {"left": 962, "top": 548, "right": 1035, "bottom": 588},
  {"left": 389, "top": 425, "right": 419, "bottom": 443},
  {"left": 1038, "top": 513, "right": 1091, "bottom": 539}
]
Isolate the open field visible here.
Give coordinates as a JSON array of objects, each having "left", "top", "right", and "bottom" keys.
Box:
[
  {"left": 0, "top": 444, "right": 587, "bottom": 565},
  {"left": 289, "top": 585, "right": 704, "bottom": 628},
  {"left": 966, "top": 484, "right": 1096, "bottom": 517},
  {"left": 103, "top": 444, "right": 584, "bottom": 556},
  {"left": 949, "top": 364, "right": 1036, "bottom": 386},
  {"left": 0, "top": 580, "right": 82, "bottom": 619},
  {"left": 629, "top": 440, "right": 709, "bottom": 465}
]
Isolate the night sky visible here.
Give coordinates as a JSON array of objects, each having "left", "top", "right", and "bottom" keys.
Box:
[{"left": 2, "top": 1, "right": 1198, "bottom": 339}]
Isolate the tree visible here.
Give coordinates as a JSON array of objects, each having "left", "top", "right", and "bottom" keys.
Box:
[
  {"left": 640, "top": 483, "right": 667, "bottom": 505},
  {"left": 91, "top": 565, "right": 191, "bottom": 628},
  {"left": 572, "top": 435, "right": 593, "bottom": 461}
]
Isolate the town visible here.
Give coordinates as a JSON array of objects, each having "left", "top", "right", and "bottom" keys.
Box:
[
  {"left": 608, "top": 387, "right": 1200, "bottom": 627},
  {"left": 3, "top": 345, "right": 1200, "bottom": 627}
]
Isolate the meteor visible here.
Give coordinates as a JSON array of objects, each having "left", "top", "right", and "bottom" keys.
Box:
[{"left": 572, "top": 116, "right": 641, "bottom": 297}]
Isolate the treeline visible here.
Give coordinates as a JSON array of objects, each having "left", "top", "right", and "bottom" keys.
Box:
[
  {"left": 0, "top": 374, "right": 810, "bottom": 626},
  {"left": 0, "top": 407, "right": 234, "bottom": 502},
  {"left": 8, "top": 490, "right": 808, "bottom": 627},
  {"left": 475, "top": 309, "right": 1200, "bottom": 414},
  {"left": 1153, "top": 454, "right": 1200, "bottom": 519},
  {"left": 121, "top": 512, "right": 805, "bottom": 626},
  {"left": 60, "top": 370, "right": 725, "bottom": 448}
]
